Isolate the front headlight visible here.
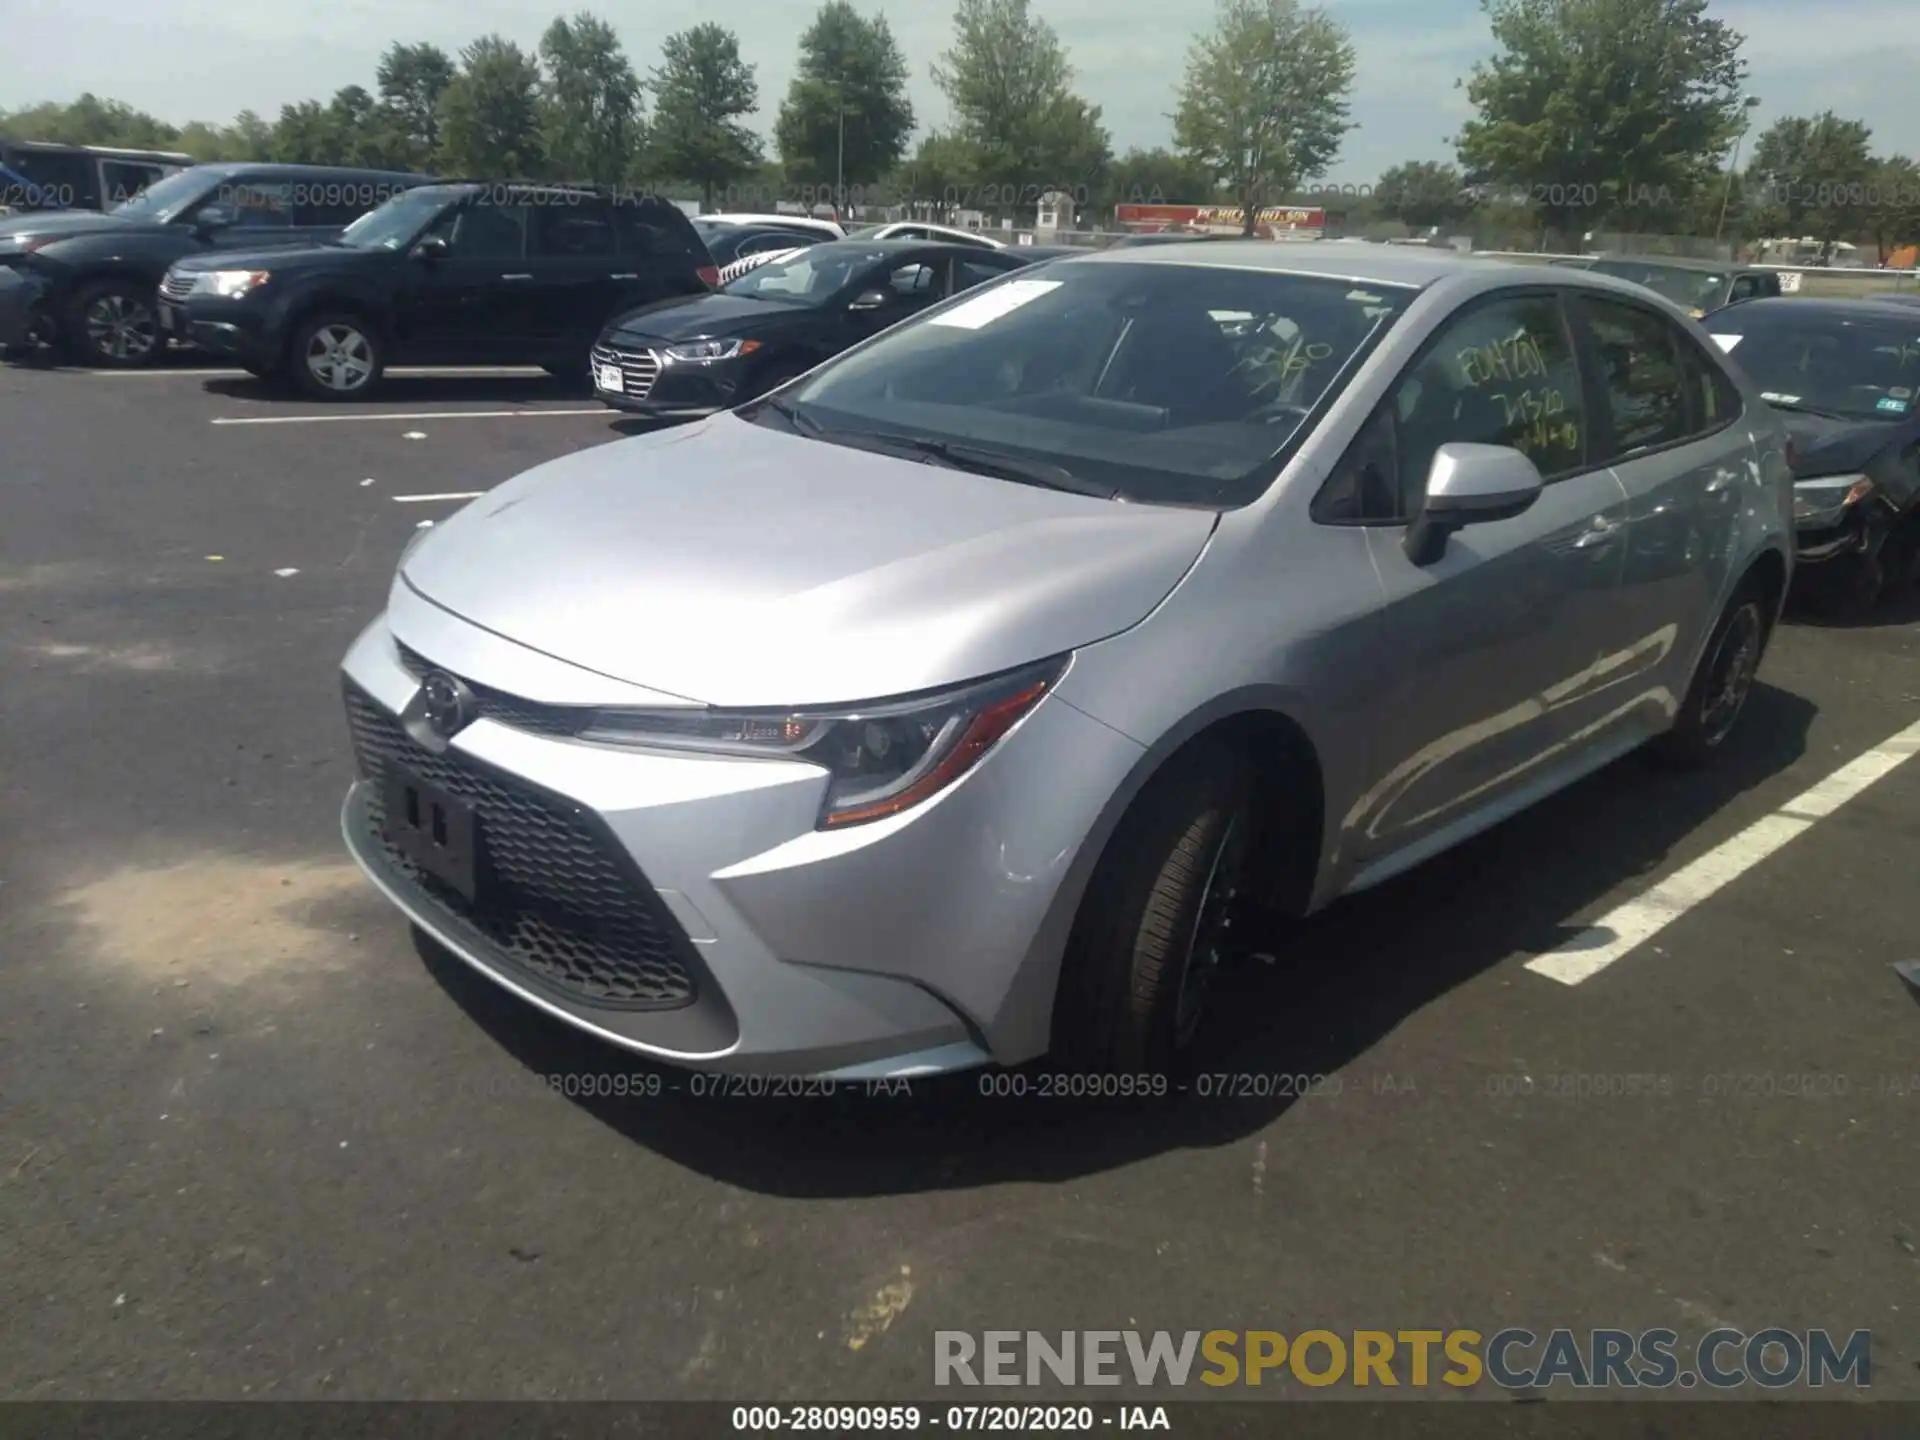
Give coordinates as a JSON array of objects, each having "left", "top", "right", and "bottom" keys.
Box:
[
  {"left": 662, "top": 337, "right": 759, "bottom": 363},
  {"left": 579, "top": 657, "right": 1067, "bottom": 828},
  {"left": 1793, "top": 473, "right": 1873, "bottom": 525},
  {"left": 190, "top": 268, "right": 271, "bottom": 298}
]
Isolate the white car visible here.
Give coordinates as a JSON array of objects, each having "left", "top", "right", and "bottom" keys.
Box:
[
  {"left": 847, "top": 221, "right": 1004, "bottom": 249},
  {"left": 701, "top": 213, "right": 845, "bottom": 240},
  {"left": 716, "top": 246, "right": 807, "bottom": 285}
]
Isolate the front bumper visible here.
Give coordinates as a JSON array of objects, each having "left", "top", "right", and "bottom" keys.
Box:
[
  {"left": 163, "top": 297, "right": 275, "bottom": 363},
  {"left": 590, "top": 339, "right": 738, "bottom": 418},
  {"left": 1793, "top": 508, "right": 1879, "bottom": 565},
  {"left": 0, "top": 265, "right": 49, "bottom": 348},
  {"left": 337, "top": 607, "right": 1141, "bottom": 1076}
]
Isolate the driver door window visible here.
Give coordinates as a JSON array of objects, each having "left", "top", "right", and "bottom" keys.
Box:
[
  {"left": 221, "top": 182, "right": 294, "bottom": 230},
  {"left": 1317, "top": 293, "right": 1587, "bottom": 523}
]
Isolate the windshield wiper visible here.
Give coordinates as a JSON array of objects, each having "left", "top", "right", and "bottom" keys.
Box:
[
  {"left": 834, "top": 432, "right": 1121, "bottom": 499},
  {"left": 1766, "top": 398, "right": 1854, "bottom": 420},
  {"left": 758, "top": 395, "right": 824, "bottom": 434}
]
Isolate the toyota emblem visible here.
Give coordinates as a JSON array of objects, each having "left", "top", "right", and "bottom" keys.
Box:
[{"left": 420, "top": 670, "right": 476, "bottom": 739}]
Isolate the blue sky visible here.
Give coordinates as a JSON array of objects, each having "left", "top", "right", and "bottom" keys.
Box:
[{"left": 1, "top": 0, "right": 1914, "bottom": 183}]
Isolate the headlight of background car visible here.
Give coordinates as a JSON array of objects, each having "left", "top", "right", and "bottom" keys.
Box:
[
  {"left": 662, "top": 337, "right": 760, "bottom": 363},
  {"left": 1792, "top": 473, "right": 1873, "bottom": 526},
  {"left": 579, "top": 657, "right": 1067, "bottom": 828},
  {"left": 191, "top": 269, "right": 271, "bottom": 298}
]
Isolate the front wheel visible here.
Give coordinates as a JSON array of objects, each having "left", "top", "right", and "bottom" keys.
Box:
[
  {"left": 1054, "top": 745, "right": 1257, "bottom": 1073},
  {"left": 66, "top": 280, "right": 162, "bottom": 368},
  {"left": 1648, "top": 587, "right": 1768, "bottom": 768},
  {"left": 288, "top": 314, "right": 385, "bottom": 400}
]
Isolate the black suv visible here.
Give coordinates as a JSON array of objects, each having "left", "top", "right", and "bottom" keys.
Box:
[
  {"left": 0, "top": 163, "right": 429, "bottom": 366},
  {"left": 162, "top": 182, "right": 718, "bottom": 400}
]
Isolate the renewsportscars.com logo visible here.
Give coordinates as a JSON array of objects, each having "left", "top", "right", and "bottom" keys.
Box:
[{"left": 933, "top": 1329, "right": 1872, "bottom": 1390}]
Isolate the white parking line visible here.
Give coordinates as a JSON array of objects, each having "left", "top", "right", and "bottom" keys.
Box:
[
  {"left": 95, "top": 365, "right": 550, "bottom": 379},
  {"left": 210, "top": 408, "right": 607, "bottom": 426},
  {"left": 391, "top": 492, "right": 486, "bottom": 503},
  {"left": 1526, "top": 715, "right": 1920, "bottom": 985}
]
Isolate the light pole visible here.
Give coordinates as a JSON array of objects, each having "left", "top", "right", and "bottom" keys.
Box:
[
  {"left": 836, "top": 100, "right": 846, "bottom": 221},
  {"left": 1715, "top": 94, "right": 1762, "bottom": 246}
]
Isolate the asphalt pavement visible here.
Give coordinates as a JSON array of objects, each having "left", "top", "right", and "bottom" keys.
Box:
[{"left": 1, "top": 357, "right": 1916, "bottom": 1403}]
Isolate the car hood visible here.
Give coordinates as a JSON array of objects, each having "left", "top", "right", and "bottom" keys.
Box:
[
  {"left": 171, "top": 243, "right": 365, "bottom": 275},
  {"left": 0, "top": 209, "right": 137, "bottom": 249},
  {"left": 602, "top": 293, "right": 817, "bottom": 344},
  {"left": 398, "top": 413, "right": 1217, "bottom": 707},
  {"left": 1778, "top": 409, "right": 1910, "bottom": 477}
]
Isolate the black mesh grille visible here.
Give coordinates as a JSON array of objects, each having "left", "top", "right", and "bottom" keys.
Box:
[
  {"left": 393, "top": 642, "right": 595, "bottom": 738},
  {"left": 344, "top": 685, "right": 696, "bottom": 1009}
]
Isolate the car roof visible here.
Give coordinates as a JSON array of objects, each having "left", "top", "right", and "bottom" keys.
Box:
[
  {"left": 799, "top": 238, "right": 1005, "bottom": 257},
  {"left": 1703, "top": 296, "right": 1920, "bottom": 322},
  {"left": 196, "top": 162, "right": 429, "bottom": 182},
  {"left": 1072, "top": 238, "right": 1524, "bottom": 286},
  {"left": 1588, "top": 253, "right": 1746, "bottom": 273}
]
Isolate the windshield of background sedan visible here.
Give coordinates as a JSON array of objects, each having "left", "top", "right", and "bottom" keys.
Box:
[
  {"left": 335, "top": 188, "right": 458, "bottom": 250},
  {"left": 107, "top": 168, "right": 214, "bottom": 223},
  {"left": 724, "top": 245, "right": 895, "bottom": 302},
  {"left": 763, "top": 261, "right": 1414, "bottom": 505},
  {"left": 1708, "top": 312, "right": 1920, "bottom": 421},
  {"left": 1589, "top": 261, "right": 1725, "bottom": 311}
]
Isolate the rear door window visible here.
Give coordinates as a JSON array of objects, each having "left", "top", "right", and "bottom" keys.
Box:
[
  {"left": 1575, "top": 296, "right": 1691, "bottom": 459},
  {"left": 531, "top": 200, "right": 617, "bottom": 259},
  {"left": 99, "top": 161, "right": 164, "bottom": 208},
  {"left": 615, "top": 199, "right": 707, "bottom": 269}
]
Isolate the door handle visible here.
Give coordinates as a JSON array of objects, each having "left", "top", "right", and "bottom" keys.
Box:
[
  {"left": 500, "top": 272, "right": 533, "bottom": 280},
  {"left": 609, "top": 272, "right": 637, "bottom": 280},
  {"left": 1570, "top": 516, "right": 1623, "bottom": 549}
]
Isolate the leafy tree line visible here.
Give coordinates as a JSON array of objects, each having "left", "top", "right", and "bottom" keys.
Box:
[{"left": 2, "top": 0, "right": 1916, "bottom": 254}]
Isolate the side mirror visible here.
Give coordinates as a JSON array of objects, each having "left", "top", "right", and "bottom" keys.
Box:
[
  {"left": 1403, "top": 442, "right": 1543, "bottom": 564},
  {"left": 849, "top": 290, "right": 890, "bottom": 312},
  {"left": 193, "top": 204, "right": 235, "bottom": 234},
  {"left": 412, "top": 235, "right": 450, "bottom": 261}
]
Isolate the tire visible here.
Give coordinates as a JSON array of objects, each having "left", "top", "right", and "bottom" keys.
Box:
[
  {"left": 287, "top": 312, "right": 385, "bottom": 401},
  {"left": 1054, "top": 745, "right": 1258, "bottom": 1073},
  {"left": 1648, "top": 584, "right": 1769, "bottom": 768},
  {"left": 64, "top": 279, "right": 163, "bottom": 368},
  {"left": 542, "top": 357, "right": 590, "bottom": 384}
]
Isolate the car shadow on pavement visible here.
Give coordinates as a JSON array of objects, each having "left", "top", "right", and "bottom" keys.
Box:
[
  {"left": 416, "top": 680, "right": 1817, "bottom": 1198},
  {"left": 1780, "top": 579, "right": 1920, "bottom": 630},
  {"left": 197, "top": 374, "right": 592, "bottom": 405}
]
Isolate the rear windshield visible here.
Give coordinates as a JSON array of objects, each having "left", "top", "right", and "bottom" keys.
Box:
[
  {"left": 769, "top": 260, "right": 1415, "bottom": 506},
  {"left": 1707, "top": 309, "right": 1920, "bottom": 421}
]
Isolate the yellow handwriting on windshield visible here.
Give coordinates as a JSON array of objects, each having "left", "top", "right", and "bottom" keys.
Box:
[
  {"left": 1458, "top": 328, "right": 1549, "bottom": 388},
  {"left": 1280, "top": 341, "right": 1334, "bottom": 378}
]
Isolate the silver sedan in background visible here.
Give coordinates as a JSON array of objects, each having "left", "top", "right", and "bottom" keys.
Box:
[{"left": 338, "top": 244, "right": 1794, "bottom": 1079}]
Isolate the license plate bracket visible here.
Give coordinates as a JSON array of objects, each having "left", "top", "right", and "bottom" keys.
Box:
[
  {"left": 596, "top": 362, "right": 624, "bottom": 393},
  {"left": 383, "top": 767, "right": 480, "bottom": 902}
]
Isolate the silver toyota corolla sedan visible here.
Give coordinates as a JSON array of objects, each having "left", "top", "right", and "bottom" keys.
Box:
[{"left": 339, "top": 243, "right": 1794, "bottom": 1079}]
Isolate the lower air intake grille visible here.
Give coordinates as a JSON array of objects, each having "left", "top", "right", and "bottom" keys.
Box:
[{"left": 344, "top": 685, "right": 696, "bottom": 1009}]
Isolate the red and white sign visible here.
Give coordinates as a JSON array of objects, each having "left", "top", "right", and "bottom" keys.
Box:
[{"left": 1114, "top": 203, "right": 1326, "bottom": 237}]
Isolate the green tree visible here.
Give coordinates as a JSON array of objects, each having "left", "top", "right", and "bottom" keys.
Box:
[
  {"left": 436, "top": 35, "right": 547, "bottom": 178},
  {"left": 930, "top": 0, "right": 1110, "bottom": 211},
  {"left": 1375, "top": 159, "right": 1469, "bottom": 230},
  {"left": 0, "top": 95, "right": 181, "bottom": 149},
  {"left": 1455, "top": 0, "right": 1748, "bottom": 249},
  {"left": 888, "top": 131, "right": 979, "bottom": 214},
  {"left": 1104, "top": 147, "right": 1218, "bottom": 209},
  {"left": 1744, "top": 112, "right": 1875, "bottom": 254},
  {"left": 775, "top": 2, "right": 915, "bottom": 203},
  {"left": 1861, "top": 154, "right": 1920, "bottom": 262},
  {"left": 648, "top": 24, "right": 762, "bottom": 210},
  {"left": 539, "top": 12, "right": 644, "bottom": 186},
  {"left": 377, "top": 41, "right": 457, "bottom": 165},
  {"left": 1173, "top": 0, "right": 1357, "bottom": 236},
  {"left": 273, "top": 100, "right": 340, "bottom": 164}
]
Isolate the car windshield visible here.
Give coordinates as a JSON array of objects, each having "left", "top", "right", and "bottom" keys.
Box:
[
  {"left": 1707, "top": 311, "right": 1920, "bottom": 422},
  {"left": 336, "top": 188, "right": 457, "bottom": 250},
  {"left": 1590, "top": 261, "right": 1725, "bottom": 310},
  {"left": 763, "top": 260, "right": 1415, "bottom": 506},
  {"left": 723, "top": 245, "right": 894, "bottom": 303},
  {"left": 108, "top": 168, "right": 215, "bottom": 223}
]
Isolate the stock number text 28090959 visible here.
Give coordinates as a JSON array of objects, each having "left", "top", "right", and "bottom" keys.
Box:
[{"left": 731, "top": 1406, "right": 1103, "bottom": 1432}]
